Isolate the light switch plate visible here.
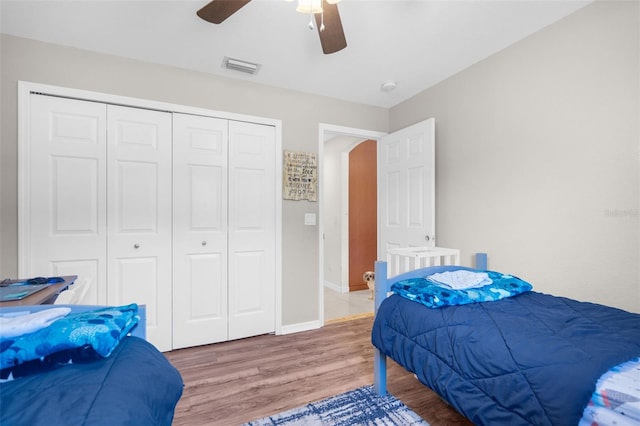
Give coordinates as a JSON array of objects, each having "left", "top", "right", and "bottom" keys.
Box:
[{"left": 304, "top": 213, "right": 317, "bottom": 226}]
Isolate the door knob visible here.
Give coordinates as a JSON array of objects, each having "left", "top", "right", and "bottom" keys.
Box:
[
  {"left": 202, "top": 241, "right": 207, "bottom": 246},
  {"left": 133, "top": 243, "right": 140, "bottom": 249}
]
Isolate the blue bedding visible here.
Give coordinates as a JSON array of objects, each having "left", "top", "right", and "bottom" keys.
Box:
[
  {"left": 391, "top": 268, "right": 532, "bottom": 308},
  {"left": 1, "top": 304, "right": 139, "bottom": 370},
  {"left": 372, "top": 290, "right": 640, "bottom": 425},
  {"left": 0, "top": 336, "right": 183, "bottom": 425}
]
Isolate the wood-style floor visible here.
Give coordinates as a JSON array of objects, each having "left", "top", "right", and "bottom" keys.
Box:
[{"left": 165, "top": 315, "right": 472, "bottom": 426}]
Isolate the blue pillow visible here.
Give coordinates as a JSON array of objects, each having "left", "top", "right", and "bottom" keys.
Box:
[
  {"left": 0, "top": 304, "right": 138, "bottom": 370},
  {"left": 392, "top": 269, "right": 532, "bottom": 308}
]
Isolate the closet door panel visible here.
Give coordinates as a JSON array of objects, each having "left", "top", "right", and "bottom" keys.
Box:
[
  {"left": 186, "top": 253, "right": 224, "bottom": 316},
  {"left": 230, "top": 251, "right": 266, "bottom": 312},
  {"left": 228, "top": 121, "right": 276, "bottom": 340},
  {"left": 173, "top": 113, "right": 228, "bottom": 349},
  {"left": 107, "top": 105, "right": 172, "bottom": 352},
  {"left": 26, "top": 95, "right": 106, "bottom": 305},
  {"left": 113, "top": 257, "right": 161, "bottom": 329}
]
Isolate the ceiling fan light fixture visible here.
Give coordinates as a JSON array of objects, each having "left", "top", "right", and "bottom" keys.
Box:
[
  {"left": 222, "top": 57, "right": 261, "bottom": 75},
  {"left": 296, "top": 0, "right": 323, "bottom": 14},
  {"left": 198, "top": 0, "right": 346, "bottom": 55}
]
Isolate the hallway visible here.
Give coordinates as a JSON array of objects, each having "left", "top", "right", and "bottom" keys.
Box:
[{"left": 324, "top": 287, "right": 373, "bottom": 322}]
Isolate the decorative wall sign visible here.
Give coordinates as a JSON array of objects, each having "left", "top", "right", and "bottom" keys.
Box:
[{"left": 283, "top": 150, "right": 317, "bottom": 201}]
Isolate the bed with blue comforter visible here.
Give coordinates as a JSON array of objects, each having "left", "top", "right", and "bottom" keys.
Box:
[
  {"left": 371, "top": 263, "right": 640, "bottom": 425},
  {"left": 0, "top": 304, "right": 183, "bottom": 425}
]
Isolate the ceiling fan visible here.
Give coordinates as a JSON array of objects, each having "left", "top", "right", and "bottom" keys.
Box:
[{"left": 197, "top": 0, "right": 347, "bottom": 54}]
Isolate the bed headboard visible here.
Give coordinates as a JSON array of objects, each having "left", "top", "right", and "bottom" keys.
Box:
[
  {"left": 386, "top": 247, "right": 461, "bottom": 276},
  {"left": 374, "top": 252, "right": 488, "bottom": 313},
  {"left": 0, "top": 304, "right": 147, "bottom": 339}
]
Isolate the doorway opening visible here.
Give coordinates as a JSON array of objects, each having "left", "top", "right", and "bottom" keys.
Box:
[{"left": 318, "top": 124, "right": 386, "bottom": 325}]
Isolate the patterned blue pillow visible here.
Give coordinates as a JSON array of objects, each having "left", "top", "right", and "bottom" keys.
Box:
[
  {"left": 392, "top": 270, "right": 532, "bottom": 308},
  {"left": 0, "top": 304, "right": 138, "bottom": 370}
]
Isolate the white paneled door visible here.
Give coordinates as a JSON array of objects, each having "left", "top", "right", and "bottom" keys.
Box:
[
  {"left": 27, "top": 95, "right": 107, "bottom": 305},
  {"left": 172, "top": 113, "right": 229, "bottom": 349},
  {"left": 106, "top": 105, "right": 173, "bottom": 351},
  {"left": 228, "top": 121, "right": 276, "bottom": 340},
  {"left": 377, "top": 118, "right": 436, "bottom": 258}
]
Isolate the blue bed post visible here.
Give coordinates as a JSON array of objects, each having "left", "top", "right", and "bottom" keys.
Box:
[
  {"left": 476, "top": 252, "right": 488, "bottom": 270},
  {"left": 373, "top": 260, "right": 388, "bottom": 396}
]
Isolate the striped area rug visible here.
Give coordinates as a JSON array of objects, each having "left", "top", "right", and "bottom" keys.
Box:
[{"left": 244, "top": 385, "right": 428, "bottom": 425}]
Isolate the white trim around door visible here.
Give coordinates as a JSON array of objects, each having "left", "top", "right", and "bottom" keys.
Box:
[
  {"left": 318, "top": 123, "right": 387, "bottom": 326},
  {"left": 17, "top": 80, "right": 283, "bottom": 337}
]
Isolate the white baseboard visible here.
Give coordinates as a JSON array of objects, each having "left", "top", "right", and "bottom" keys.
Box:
[
  {"left": 324, "top": 280, "right": 349, "bottom": 293},
  {"left": 280, "top": 320, "right": 322, "bottom": 335}
]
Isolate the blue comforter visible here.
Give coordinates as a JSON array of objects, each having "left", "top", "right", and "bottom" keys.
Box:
[
  {"left": 372, "top": 291, "right": 640, "bottom": 425},
  {"left": 0, "top": 336, "right": 183, "bottom": 425}
]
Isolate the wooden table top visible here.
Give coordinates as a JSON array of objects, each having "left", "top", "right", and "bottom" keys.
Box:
[{"left": 0, "top": 275, "right": 78, "bottom": 307}]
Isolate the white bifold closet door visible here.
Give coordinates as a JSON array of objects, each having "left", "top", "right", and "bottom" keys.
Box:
[
  {"left": 25, "top": 93, "right": 276, "bottom": 352},
  {"left": 105, "top": 105, "right": 173, "bottom": 351},
  {"left": 172, "top": 113, "right": 229, "bottom": 349},
  {"left": 27, "top": 95, "right": 173, "bottom": 351},
  {"left": 227, "top": 120, "right": 276, "bottom": 341},
  {"left": 27, "top": 95, "right": 107, "bottom": 306},
  {"left": 172, "top": 114, "right": 276, "bottom": 347}
]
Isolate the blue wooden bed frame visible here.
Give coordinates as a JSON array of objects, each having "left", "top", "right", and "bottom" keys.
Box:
[{"left": 373, "top": 253, "right": 488, "bottom": 396}]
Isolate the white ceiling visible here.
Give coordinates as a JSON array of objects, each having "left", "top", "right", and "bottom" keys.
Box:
[{"left": 1, "top": 0, "right": 591, "bottom": 108}]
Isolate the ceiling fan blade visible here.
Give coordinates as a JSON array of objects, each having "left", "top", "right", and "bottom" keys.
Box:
[
  {"left": 315, "top": 1, "right": 347, "bottom": 54},
  {"left": 197, "top": 0, "right": 252, "bottom": 24}
]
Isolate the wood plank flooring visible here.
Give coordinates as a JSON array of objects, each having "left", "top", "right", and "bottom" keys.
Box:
[{"left": 165, "top": 315, "right": 472, "bottom": 426}]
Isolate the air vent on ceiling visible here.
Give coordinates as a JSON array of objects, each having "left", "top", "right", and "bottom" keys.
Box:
[{"left": 222, "top": 57, "right": 261, "bottom": 75}]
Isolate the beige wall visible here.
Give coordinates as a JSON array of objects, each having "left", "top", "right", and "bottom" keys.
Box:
[
  {"left": 391, "top": 0, "right": 640, "bottom": 312},
  {"left": 2, "top": 0, "right": 638, "bottom": 324},
  {"left": 0, "top": 34, "right": 388, "bottom": 326}
]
